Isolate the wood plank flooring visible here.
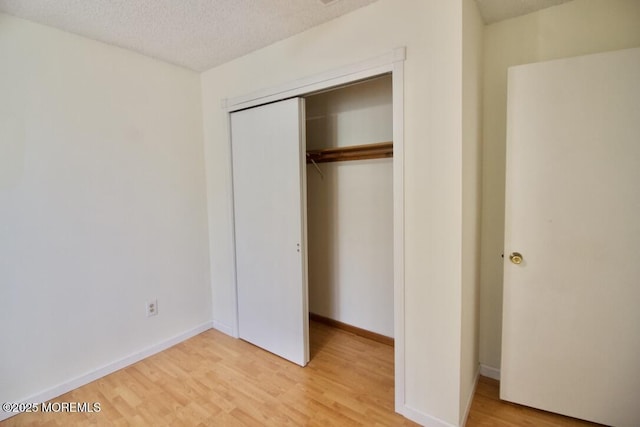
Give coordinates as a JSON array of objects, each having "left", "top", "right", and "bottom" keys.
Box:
[
  {"left": 2, "top": 322, "right": 600, "bottom": 426},
  {"left": 466, "top": 377, "right": 600, "bottom": 427}
]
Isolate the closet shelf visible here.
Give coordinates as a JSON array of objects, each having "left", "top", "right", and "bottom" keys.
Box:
[{"left": 306, "top": 141, "right": 393, "bottom": 164}]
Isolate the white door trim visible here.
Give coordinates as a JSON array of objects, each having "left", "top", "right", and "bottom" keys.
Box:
[
  {"left": 391, "top": 57, "right": 406, "bottom": 415},
  {"left": 224, "top": 47, "right": 407, "bottom": 413},
  {"left": 223, "top": 47, "right": 405, "bottom": 112}
]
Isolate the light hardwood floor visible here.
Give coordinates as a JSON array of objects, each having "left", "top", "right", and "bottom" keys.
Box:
[
  {"left": 466, "top": 377, "right": 600, "bottom": 427},
  {"left": 2, "top": 322, "right": 599, "bottom": 426}
]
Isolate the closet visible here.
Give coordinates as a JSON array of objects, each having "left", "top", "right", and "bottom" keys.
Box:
[
  {"left": 305, "top": 75, "right": 394, "bottom": 342},
  {"left": 230, "top": 74, "right": 394, "bottom": 367}
]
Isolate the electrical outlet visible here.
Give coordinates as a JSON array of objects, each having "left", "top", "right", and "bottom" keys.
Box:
[{"left": 146, "top": 299, "right": 158, "bottom": 317}]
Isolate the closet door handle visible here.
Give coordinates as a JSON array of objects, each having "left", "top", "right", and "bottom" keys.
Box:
[{"left": 296, "top": 243, "right": 300, "bottom": 253}]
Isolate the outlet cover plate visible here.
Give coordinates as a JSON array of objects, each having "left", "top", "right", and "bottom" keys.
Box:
[{"left": 146, "top": 299, "right": 158, "bottom": 317}]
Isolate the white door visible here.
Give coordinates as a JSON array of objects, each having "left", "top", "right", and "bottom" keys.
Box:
[
  {"left": 231, "top": 98, "right": 309, "bottom": 366},
  {"left": 501, "top": 48, "right": 640, "bottom": 427}
]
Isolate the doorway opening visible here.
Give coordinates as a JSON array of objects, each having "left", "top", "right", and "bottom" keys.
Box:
[{"left": 304, "top": 75, "right": 395, "bottom": 358}]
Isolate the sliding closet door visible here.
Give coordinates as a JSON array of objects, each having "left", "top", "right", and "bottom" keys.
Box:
[{"left": 230, "top": 98, "right": 309, "bottom": 367}]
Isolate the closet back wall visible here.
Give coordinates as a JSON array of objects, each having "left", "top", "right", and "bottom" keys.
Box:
[{"left": 305, "top": 77, "right": 393, "bottom": 338}]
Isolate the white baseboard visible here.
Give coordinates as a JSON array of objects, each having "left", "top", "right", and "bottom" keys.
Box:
[
  {"left": 461, "top": 367, "right": 480, "bottom": 426},
  {"left": 397, "top": 366, "right": 482, "bottom": 427},
  {"left": 398, "top": 365, "right": 482, "bottom": 427},
  {"left": 479, "top": 364, "right": 501, "bottom": 380},
  {"left": 399, "top": 404, "right": 456, "bottom": 427},
  {"left": 212, "top": 320, "right": 235, "bottom": 337},
  {"left": 0, "top": 321, "right": 213, "bottom": 422}
]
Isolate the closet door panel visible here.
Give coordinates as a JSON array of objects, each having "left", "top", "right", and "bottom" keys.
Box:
[{"left": 230, "top": 98, "right": 309, "bottom": 366}]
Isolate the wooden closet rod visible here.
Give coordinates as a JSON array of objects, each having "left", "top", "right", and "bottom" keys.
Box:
[{"left": 306, "top": 141, "right": 393, "bottom": 164}]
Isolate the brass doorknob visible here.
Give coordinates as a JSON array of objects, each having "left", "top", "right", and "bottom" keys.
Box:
[{"left": 509, "top": 252, "right": 523, "bottom": 264}]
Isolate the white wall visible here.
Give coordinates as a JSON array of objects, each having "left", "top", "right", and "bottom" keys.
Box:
[
  {"left": 460, "top": 0, "right": 483, "bottom": 421},
  {"left": 305, "top": 76, "right": 393, "bottom": 150},
  {"left": 202, "top": 0, "right": 474, "bottom": 424},
  {"left": 479, "top": 0, "right": 640, "bottom": 372},
  {"left": 0, "top": 13, "right": 211, "bottom": 408},
  {"left": 306, "top": 76, "right": 394, "bottom": 338}
]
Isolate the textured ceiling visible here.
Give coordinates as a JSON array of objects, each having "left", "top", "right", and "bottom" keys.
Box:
[
  {"left": 476, "top": 0, "right": 574, "bottom": 24},
  {"left": 0, "top": 0, "right": 378, "bottom": 71},
  {"left": 0, "top": 0, "right": 576, "bottom": 72}
]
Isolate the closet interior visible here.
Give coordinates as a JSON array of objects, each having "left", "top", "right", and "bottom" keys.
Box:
[{"left": 304, "top": 74, "right": 394, "bottom": 345}]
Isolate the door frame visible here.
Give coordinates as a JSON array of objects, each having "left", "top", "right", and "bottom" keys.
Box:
[{"left": 223, "top": 47, "right": 406, "bottom": 411}]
